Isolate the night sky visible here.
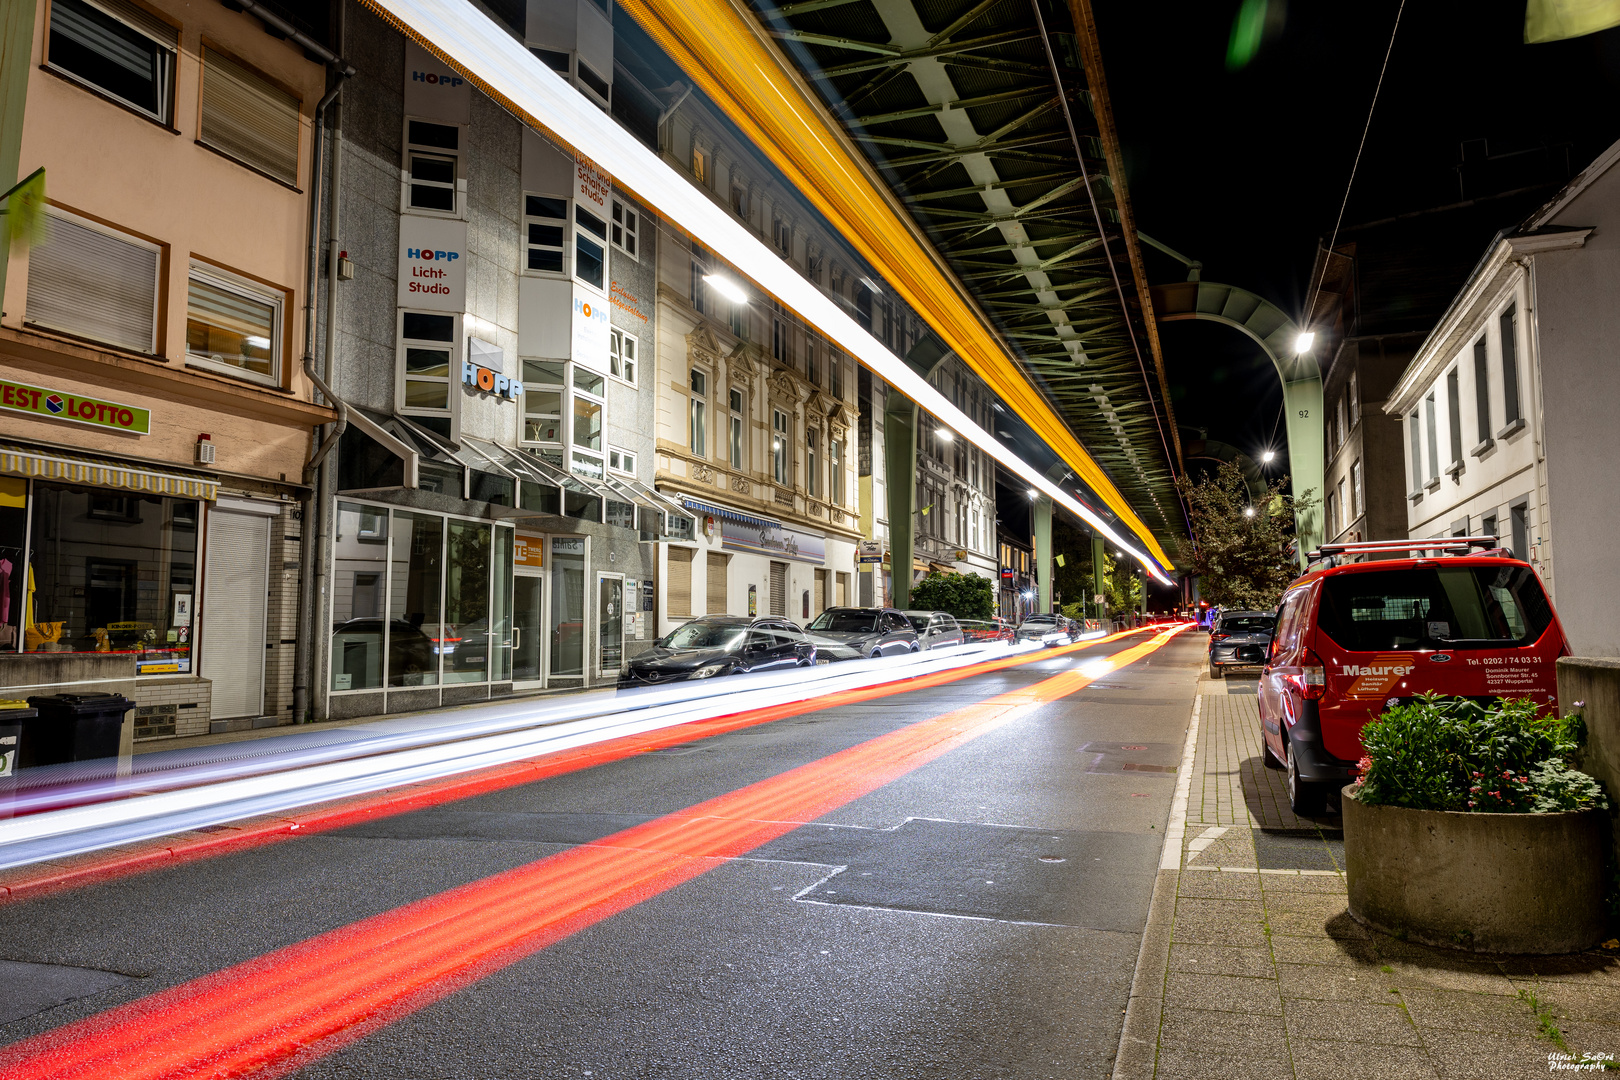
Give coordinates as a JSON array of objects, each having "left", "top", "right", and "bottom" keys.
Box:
[{"left": 1093, "top": 0, "right": 1620, "bottom": 481}]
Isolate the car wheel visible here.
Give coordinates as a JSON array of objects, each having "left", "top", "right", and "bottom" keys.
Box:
[
  {"left": 1209, "top": 663, "right": 1224, "bottom": 679},
  {"left": 1284, "top": 735, "right": 1327, "bottom": 817},
  {"left": 910, "top": 644, "right": 921, "bottom": 653}
]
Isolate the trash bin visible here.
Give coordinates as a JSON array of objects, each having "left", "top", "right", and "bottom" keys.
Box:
[
  {"left": 0, "top": 700, "right": 32, "bottom": 778},
  {"left": 21, "top": 692, "right": 135, "bottom": 767}
]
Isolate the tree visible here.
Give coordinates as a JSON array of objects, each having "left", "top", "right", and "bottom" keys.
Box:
[
  {"left": 1175, "top": 459, "right": 1308, "bottom": 611},
  {"left": 909, "top": 571, "right": 995, "bottom": 620}
]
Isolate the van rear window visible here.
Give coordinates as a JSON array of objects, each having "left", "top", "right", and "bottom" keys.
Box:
[{"left": 1317, "top": 565, "right": 1552, "bottom": 651}]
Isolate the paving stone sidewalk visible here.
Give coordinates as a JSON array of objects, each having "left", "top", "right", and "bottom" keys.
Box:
[{"left": 1113, "top": 676, "right": 1620, "bottom": 1080}]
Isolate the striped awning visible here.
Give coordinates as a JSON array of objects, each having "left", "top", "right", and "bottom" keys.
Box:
[
  {"left": 678, "top": 495, "right": 779, "bottom": 530},
  {"left": 0, "top": 443, "right": 219, "bottom": 499}
]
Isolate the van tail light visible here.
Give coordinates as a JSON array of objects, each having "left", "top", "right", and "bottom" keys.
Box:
[{"left": 1285, "top": 648, "right": 1327, "bottom": 700}]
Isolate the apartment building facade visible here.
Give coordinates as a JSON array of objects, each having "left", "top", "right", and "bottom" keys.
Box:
[
  {"left": 0, "top": 0, "right": 338, "bottom": 737},
  {"left": 1387, "top": 137, "right": 1620, "bottom": 655}
]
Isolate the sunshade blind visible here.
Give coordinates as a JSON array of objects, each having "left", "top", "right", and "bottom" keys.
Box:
[
  {"left": 666, "top": 548, "right": 693, "bottom": 618},
  {"left": 200, "top": 47, "right": 301, "bottom": 185},
  {"left": 705, "top": 552, "right": 728, "bottom": 615},
  {"left": 27, "top": 212, "right": 158, "bottom": 353}
]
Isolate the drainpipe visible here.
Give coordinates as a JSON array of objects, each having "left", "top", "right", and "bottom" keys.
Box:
[{"left": 292, "top": 6, "right": 351, "bottom": 724}]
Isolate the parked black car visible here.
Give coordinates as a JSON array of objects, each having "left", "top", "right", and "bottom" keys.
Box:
[
  {"left": 1207, "top": 610, "right": 1276, "bottom": 678},
  {"left": 618, "top": 616, "right": 814, "bottom": 687},
  {"left": 900, "top": 610, "right": 965, "bottom": 650},
  {"left": 805, "top": 607, "right": 920, "bottom": 660}
]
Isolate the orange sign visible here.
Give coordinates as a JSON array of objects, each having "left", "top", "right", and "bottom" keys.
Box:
[
  {"left": 514, "top": 533, "right": 545, "bottom": 569},
  {"left": 1341, "top": 652, "right": 1416, "bottom": 697}
]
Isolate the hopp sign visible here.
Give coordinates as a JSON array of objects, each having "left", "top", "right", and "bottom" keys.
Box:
[{"left": 1, "top": 381, "right": 150, "bottom": 434}]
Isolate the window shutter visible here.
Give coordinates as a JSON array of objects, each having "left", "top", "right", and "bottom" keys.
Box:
[
  {"left": 666, "top": 548, "right": 693, "bottom": 617},
  {"left": 769, "top": 561, "right": 786, "bottom": 617},
  {"left": 86, "top": 0, "right": 177, "bottom": 47},
  {"left": 705, "top": 552, "right": 728, "bottom": 614},
  {"left": 27, "top": 212, "right": 158, "bottom": 353},
  {"left": 200, "top": 48, "right": 300, "bottom": 185}
]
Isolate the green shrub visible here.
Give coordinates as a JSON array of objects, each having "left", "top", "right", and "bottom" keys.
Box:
[
  {"left": 1353, "top": 694, "right": 1607, "bottom": 814},
  {"left": 908, "top": 571, "right": 994, "bottom": 621}
]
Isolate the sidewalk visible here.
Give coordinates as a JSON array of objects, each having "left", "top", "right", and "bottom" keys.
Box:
[{"left": 1114, "top": 673, "right": 1620, "bottom": 1080}]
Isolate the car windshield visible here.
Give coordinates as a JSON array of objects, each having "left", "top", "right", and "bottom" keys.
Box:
[
  {"left": 903, "top": 615, "right": 932, "bottom": 631},
  {"left": 808, "top": 611, "right": 878, "bottom": 633},
  {"left": 665, "top": 623, "right": 747, "bottom": 650},
  {"left": 1219, "top": 616, "right": 1274, "bottom": 634},
  {"left": 1024, "top": 615, "right": 1056, "bottom": 624},
  {"left": 1317, "top": 565, "right": 1554, "bottom": 651}
]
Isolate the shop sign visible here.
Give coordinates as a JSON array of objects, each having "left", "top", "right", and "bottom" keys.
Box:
[
  {"left": 576, "top": 156, "right": 610, "bottom": 217},
  {"left": 857, "top": 539, "right": 884, "bottom": 564},
  {"left": 1, "top": 380, "right": 150, "bottom": 434},
  {"left": 721, "top": 519, "right": 826, "bottom": 564},
  {"left": 396, "top": 217, "right": 468, "bottom": 312},
  {"left": 571, "top": 286, "right": 610, "bottom": 372},
  {"left": 461, "top": 363, "right": 522, "bottom": 400},
  {"left": 514, "top": 532, "right": 545, "bottom": 568}
]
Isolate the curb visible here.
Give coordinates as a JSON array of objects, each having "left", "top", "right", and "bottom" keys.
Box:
[{"left": 1111, "top": 694, "right": 1201, "bottom": 1080}]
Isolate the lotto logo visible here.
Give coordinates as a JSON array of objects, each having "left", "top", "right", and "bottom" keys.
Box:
[{"left": 45, "top": 394, "right": 64, "bottom": 414}]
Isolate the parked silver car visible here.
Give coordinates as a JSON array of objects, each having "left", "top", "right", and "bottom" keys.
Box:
[
  {"left": 901, "top": 610, "right": 965, "bottom": 650},
  {"left": 1207, "top": 610, "right": 1275, "bottom": 678},
  {"left": 805, "top": 607, "right": 920, "bottom": 660}
]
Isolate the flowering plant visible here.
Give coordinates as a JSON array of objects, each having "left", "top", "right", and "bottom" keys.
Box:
[{"left": 1350, "top": 694, "right": 1607, "bottom": 813}]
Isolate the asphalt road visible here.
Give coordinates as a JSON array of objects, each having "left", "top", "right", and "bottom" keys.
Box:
[{"left": 0, "top": 629, "right": 1205, "bottom": 1080}]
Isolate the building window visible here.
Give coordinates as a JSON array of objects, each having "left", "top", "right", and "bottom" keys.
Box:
[
  {"left": 729, "top": 297, "right": 747, "bottom": 339},
  {"left": 728, "top": 387, "right": 744, "bottom": 470},
  {"left": 1348, "top": 369, "right": 1360, "bottom": 428},
  {"left": 1335, "top": 396, "right": 1347, "bottom": 454},
  {"left": 572, "top": 365, "right": 605, "bottom": 454},
  {"left": 689, "top": 369, "right": 708, "bottom": 456},
  {"left": 186, "top": 264, "right": 282, "bottom": 386},
  {"left": 830, "top": 437, "right": 844, "bottom": 505},
  {"left": 772, "top": 409, "right": 789, "bottom": 484},
  {"left": 610, "top": 199, "right": 637, "bottom": 258},
  {"left": 830, "top": 352, "right": 843, "bottom": 399},
  {"left": 46, "top": 0, "right": 176, "bottom": 125},
  {"left": 404, "top": 119, "right": 461, "bottom": 213},
  {"left": 1350, "top": 459, "right": 1362, "bottom": 518},
  {"left": 806, "top": 338, "right": 818, "bottom": 386},
  {"left": 692, "top": 145, "right": 708, "bottom": 185},
  {"left": 1500, "top": 307, "right": 1521, "bottom": 425},
  {"left": 806, "top": 428, "right": 819, "bottom": 497},
  {"left": 26, "top": 208, "right": 159, "bottom": 354},
  {"left": 689, "top": 245, "right": 708, "bottom": 314},
  {"left": 574, "top": 205, "right": 607, "bottom": 289},
  {"left": 730, "top": 183, "right": 749, "bottom": 220},
  {"left": 1424, "top": 393, "right": 1439, "bottom": 482},
  {"left": 1473, "top": 336, "right": 1491, "bottom": 446},
  {"left": 772, "top": 316, "right": 787, "bottom": 364},
  {"left": 1446, "top": 367, "right": 1463, "bottom": 466},
  {"left": 398, "top": 311, "right": 457, "bottom": 433},
  {"left": 522, "top": 360, "right": 565, "bottom": 444},
  {"left": 608, "top": 447, "right": 636, "bottom": 475},
  {"left": 609, "top": 327, "right": 637, "bottom": 385},
  {"left": 524, "top": 195, "right": 567, "bottom": 273},
  {"left": 1326, "top": 490, "right": 1338, "bottom": 537},
  {"left": 773, "top": 217, "right": 791, "bottom": 257},
  {"left": 1510, "top": 501, "right": 1529, "bottom": 560},
  {"left": 201, "top": 48, "right": 300, "bottom": 186},
  {"left": 1408, "top": 409, "right": 1422, "bottom": 492}
]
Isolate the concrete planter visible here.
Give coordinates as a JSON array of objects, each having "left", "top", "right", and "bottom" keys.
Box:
[{"left": 1344, "top": 789, "right": 1606, "bottom": 954}]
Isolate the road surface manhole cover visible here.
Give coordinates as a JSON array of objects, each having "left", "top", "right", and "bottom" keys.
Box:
[{"left": 1037, "top": 855, "right": 1066, "bottom": 863}]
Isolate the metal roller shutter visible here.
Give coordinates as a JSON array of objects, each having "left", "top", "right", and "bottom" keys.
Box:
[
  {"left": 705, "top": 552, "right": 729, "bottom": 615},
  {"left": 202, "top": 508, "right": 271, "bottom": 719},
  {"left": 768, "top": 561, "right": 786, "bottom": 617},
  {"left": 200, "top": 47, "right": 301, "bottom": 185},
  {"left": 26, "top": 212, "right": 158, "bottom": 353},
  {"left": 666, "top": 548, "right": 693, "bottom": 617}
]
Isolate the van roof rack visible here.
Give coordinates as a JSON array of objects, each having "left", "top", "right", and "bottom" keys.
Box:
[{"left": 1303, "top": 536, "right": 1506, "bottom": 568}]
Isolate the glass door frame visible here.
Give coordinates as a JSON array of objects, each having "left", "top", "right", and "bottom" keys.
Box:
[
  {"left": 512, "top": 566, "right": 547, "bottom": 690},
  {"left": 595, "top": 571, "right": 625, "bottom": 677}
]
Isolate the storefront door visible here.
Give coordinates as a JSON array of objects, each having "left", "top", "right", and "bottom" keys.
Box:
[
  {"left": 548, "top": 536, "right": 586, "bottom": 681},
  {"left": 597, "top": 573, "right": 623, "bottom": 677},
  {"left": 512, "top": 572, "right": 544, "bottom": 686}
]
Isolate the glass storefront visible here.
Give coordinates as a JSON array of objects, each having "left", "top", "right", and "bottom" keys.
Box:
[
  {"left": 329, "top": 500, "right": 513, "bottom": 693},
  {"left": 4, "top": 480, "right": 199, "bottom": 673},
  {"left": 549, "top": 536, "right": 585, "bottom": 677}
]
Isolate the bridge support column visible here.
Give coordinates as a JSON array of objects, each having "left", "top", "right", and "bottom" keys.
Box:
[
  {"left": 883, "top": 393, "right": 917, "bottom": 610},
  {"left": 1092, "top": 533, "right": 1107, "bottom": 624},
  {"left": 1034, "top": 495, "right": 1052, "bottom": 614}
]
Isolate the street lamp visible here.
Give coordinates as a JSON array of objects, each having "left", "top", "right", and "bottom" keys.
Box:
[
  {"left": 1261, "top": 450, "right": 1276, "bottom": 464},
  {"left": 1244, "top": 506, "right": 1256, "bottom": 518},
  {"left": 1293, "top": 331, "right": 1315, "bottom": 354}
]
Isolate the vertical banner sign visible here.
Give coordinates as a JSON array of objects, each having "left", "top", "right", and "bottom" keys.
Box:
[
  {"left": 571, "top": 285, "right": 610, "bottom": 373},
  {"left": 575, "top": 156, "right": 610, "bottom": 218},
  {"left": 397, "top": 217, "right": 468, "bottom": 312}
]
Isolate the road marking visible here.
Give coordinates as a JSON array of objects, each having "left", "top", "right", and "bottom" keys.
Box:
[
  {"left": 1157, "top": 694, "right": 1202, "bottom": 872},
  {"left": 1183, "top": 825, "right": 1229, "bottom": 863},
  {"left": 0, "top": 628, "right": 1186, "bottom": 1080},
  {"left": 0, "top": 630, "right": 1155, "bottom": 904}
]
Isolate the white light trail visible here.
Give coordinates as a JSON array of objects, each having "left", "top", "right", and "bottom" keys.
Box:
[{"left": 367, "top": 0, "right": 1175, "bottom": 584}]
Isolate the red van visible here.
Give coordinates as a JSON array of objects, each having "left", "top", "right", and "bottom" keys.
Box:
[{"left": 1258, "top": 539, "right": 1569, "bottom": 815}]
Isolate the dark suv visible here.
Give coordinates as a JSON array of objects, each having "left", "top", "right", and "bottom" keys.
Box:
[
  {"left": 1207, "top": 610, "right": 1275, "bottom": 678},
  {"left": 1258, "top": 542, "right": 1569, "bottom": 815}
]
